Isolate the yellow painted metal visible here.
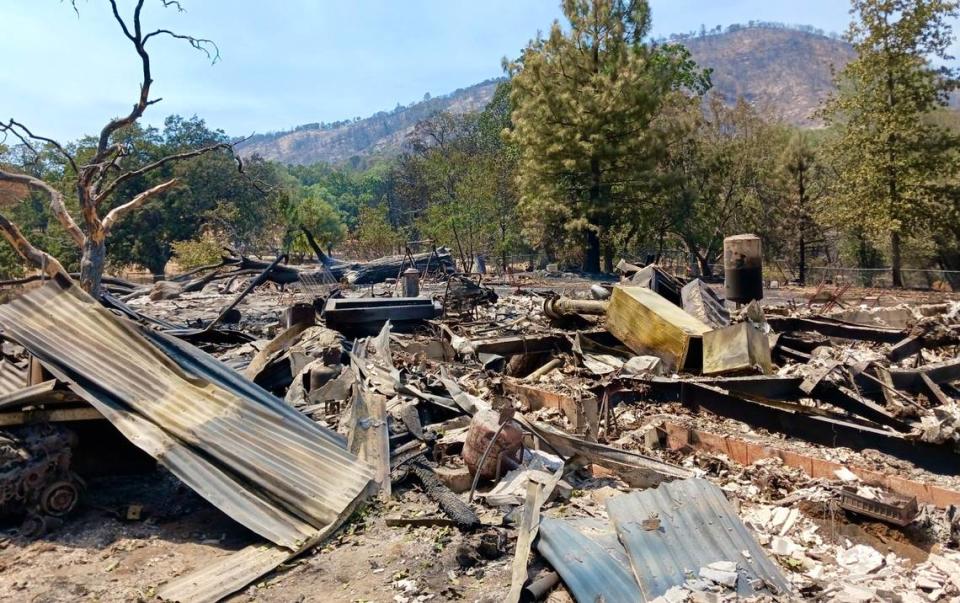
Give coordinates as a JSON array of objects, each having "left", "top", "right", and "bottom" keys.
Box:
[
  {"left": 702, "top": 322, "right": 772, "bottom": 376},
  {"left": 606, "top": 286, "right": 711, "bottom": 372}
]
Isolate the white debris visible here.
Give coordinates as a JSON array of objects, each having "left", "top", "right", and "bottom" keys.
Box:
[
  {"left": 837, "top": 544, "right": 884, "bottom": 575},
  {"left": 622, "top": 355, "right": 664, "bottom": 376},
  {"left": 770, "top": 536, "right": 800, "bottom": 557},
  {"left": 651, "top": 585, "right": 690, "bottom": 603},
  {"left": 834, "top": 467, "right": 860, "bottom": 482},
  {"left": 699, "top": 561, "right": 738, "bottom": 588},
  {"left": 835, "top": 584, "right": 876, "bottom": 603},
  {"left": 926, "top": 553, "right": 960, "bottom": 589}
]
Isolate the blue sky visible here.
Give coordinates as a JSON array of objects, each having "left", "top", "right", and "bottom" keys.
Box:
[{"left": 0, "top": 1, "right": 922, "bottom": 141}]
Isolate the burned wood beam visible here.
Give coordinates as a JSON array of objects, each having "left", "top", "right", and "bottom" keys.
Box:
[
  {"left": 888, "top": 335, "right": 924, "bottom": 362},
  {"left": 888, "top": 358, "right": 960, "bottom": 392},
  {"left": 918, "top": 373, "right": 952, "bottom": 407},
  {"left": 773, "top": 344, "right": 812, "bottom": 364},
  {"left": 767, "top": 317, "right": 905, "bottom": 343},
  {"left": 408, "top": 457, "right": 480, "bottom": 530},
  {"left": 687, "top": 375, "right": 804, "bottom": 401},
  {"left": 810, "top": 382, "right": 912, "bottom": 432}
]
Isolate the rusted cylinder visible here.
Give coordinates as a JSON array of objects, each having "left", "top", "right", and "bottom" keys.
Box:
[
  {"left": 724, "top": 234, "right": 763, "bottom": 303},
  {"left": 462, "top": 409, "right": 524, "bottom": 479},
  {"left": 543, "top": 296, "right": 609, "bottom": 319}
]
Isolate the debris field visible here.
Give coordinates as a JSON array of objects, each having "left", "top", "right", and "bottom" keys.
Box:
[{"left": 0, "top": 245, "right": 959, "bottom": 603}]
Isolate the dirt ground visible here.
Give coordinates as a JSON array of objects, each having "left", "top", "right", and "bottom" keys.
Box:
[{"left": 0, "top": 468, "right": 515, "bottom": 603}]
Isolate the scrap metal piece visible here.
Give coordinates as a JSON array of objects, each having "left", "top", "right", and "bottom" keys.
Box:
[
  {"left": 324, "top": 296, "right": 442, "bottom": 336},
  {"left": 626, "top": 264, "right": 684, "bottom": 306},
  {"left": 606, "top": 478, "right": 793, "bottom": 600},
  {"left": 606, "top": 286, "right": 711, "bottom": 372},
  {"left": 506, "top": 467, "right": 564, "bottom": 603},
  {"left": 543, "top": 296, "right": 609, "bottom": 320},
  {"left": 0, "top": 424, "right": 80, "bottom": 527},
  {"left": 0, "top": 276, "right": 374, "bottom": 551},
  {"left": 538, "top": 517, "right": 642, "bottom": 603},
  {"left": 681, "top": 278, "right": 730, "bottom": 329},
  {"left": 517, "top": 419, "right": 692, "bottom": 487},
  {"left": 839, "top": 486, "right": 919, "bottom": 526},
  {"left": 702, "top": 322, "right": 772, "bottom": 376}
]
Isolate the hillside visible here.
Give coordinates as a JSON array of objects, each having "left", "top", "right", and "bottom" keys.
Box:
[
  {"left": 682, "top": 26, "right": 856, "bottom": 125},
  {"left": 237, "top": 79, "right": 500, "bottom": 165},
  {"left": 238, "top": 26, "right": 856, "bottom": 165}
]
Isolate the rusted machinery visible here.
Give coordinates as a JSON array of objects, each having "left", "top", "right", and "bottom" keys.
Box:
[{"left": 0, "top": 424, "right": 83, "bottom": 536}]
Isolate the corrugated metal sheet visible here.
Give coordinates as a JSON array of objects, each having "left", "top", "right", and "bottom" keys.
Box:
[
  {"left": 0, "top": 276, "right": 373, "bottom": 553},
  {"left": 538, "top": 517, "right": 642, "bottom": 602},
  {"left": 606, "top": 478, "right": 794, "bottom": 600},
  {"left": 0, "top": 357, "right": 27, "bottom": 395}
]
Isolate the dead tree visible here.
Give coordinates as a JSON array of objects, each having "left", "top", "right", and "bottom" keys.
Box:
[{"left": 0, "top": 0, "right": 237, "bottom": 296}]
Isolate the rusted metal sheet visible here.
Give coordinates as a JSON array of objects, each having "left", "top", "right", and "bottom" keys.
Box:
[
  {"left": 0, "top": 276, "right": 373, "bottom": 552},
  {"left": 606, "top": 478, "right": 793, "bottom": 600},
  {"left": 0, "top": 379, "right": 58, "bottom": 410}
]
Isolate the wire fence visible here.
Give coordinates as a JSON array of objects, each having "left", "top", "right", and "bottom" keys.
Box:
[{"left": 807, "top": 267, "right": 960, "bottom": 290}]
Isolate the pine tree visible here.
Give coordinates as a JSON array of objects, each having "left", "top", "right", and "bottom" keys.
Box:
[
  {"left": 506, "top": 0, "right": 708, "bottom": 272},
  {"left": 820, "top": 0, "right": 960, "bottom": 287},
  {"left": 779, "top": 132, "right": 827, "bottom": 285}
]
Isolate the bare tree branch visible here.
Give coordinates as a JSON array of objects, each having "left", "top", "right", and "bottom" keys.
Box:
[
  {"left": 94, "top": 0, "right": 217, "bottom": 167},
  {"left": 0, "top": 212, "right": 66, "bottom": 277},
  {"left": 0, "top": 119, "right": 79, "bottom": 175},
  {"left": 102, "top": 178, "right": 178, "bottom": 233},
  {"left": 0, "top": 169, "right": 85, "bottom": 247},
  {"left": 95, "top": 141, "right": 232, "bottom": 201},
  {"left": 142, "top": 29, "right": 220, "bottom": 62}
]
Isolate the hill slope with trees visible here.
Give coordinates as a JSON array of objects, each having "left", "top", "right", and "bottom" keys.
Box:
[
  {"left": 682, "top": 25, "right": 856, "bottom": 125},
  {"left": 237, "top": 26, "right": 857, "bottom": 165}
]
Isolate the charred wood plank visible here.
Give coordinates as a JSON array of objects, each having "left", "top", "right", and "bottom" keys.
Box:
[
  {"left": 767, "top": 317, "right": 905, "bottom": 343},
  {"left": 408, "top": 456, "right": 481, "bottom": 530}
]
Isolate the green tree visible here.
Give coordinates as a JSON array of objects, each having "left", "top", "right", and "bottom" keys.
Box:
[
  {"left": 286, "top": 191, "right": 346, "bottom": 259},
  {"left": 820, "top": 0, "right": 960, "bottom": 286},
  {"left": 106, "top": 117, "right": 280, "bottom": 275},
  {"left": 778, "top": 131, "right": 828, "bottom": 284},
  {"left": 506, "top": 0, "right": 709, "bottom": 272},
  {"left": 354, "top": 204, "right": 401, "bottom": 259},
  {"left": 652, "top": 96, "right": 787, "bottom": 276}
]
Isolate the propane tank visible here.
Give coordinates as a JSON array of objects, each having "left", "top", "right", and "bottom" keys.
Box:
[
  {"left": 463, "top": 409, "right": 524, "bottom": 479},
  {"left": 724, "top": 234, "right": 763, "bottom": 303}
]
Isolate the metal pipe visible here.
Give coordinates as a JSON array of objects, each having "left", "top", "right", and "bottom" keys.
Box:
[
  {"left": 542, "top": 297, "right": 609, "bottom": 320},
  {"left": 524, "top": 358, "right": 563, "bottom": 382}
]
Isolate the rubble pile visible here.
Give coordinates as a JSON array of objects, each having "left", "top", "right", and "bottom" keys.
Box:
[{"left": 0, "top": 257, "right": 958, "bottom": 602}]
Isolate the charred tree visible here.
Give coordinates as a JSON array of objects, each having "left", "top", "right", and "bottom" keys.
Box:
[{"left": 0, "top": 0, "right": 239, "bottom": 296}]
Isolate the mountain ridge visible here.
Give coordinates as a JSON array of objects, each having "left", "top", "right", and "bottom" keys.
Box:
[{"left": 237, "top": 26, "right": 857, "bottom": 165}]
